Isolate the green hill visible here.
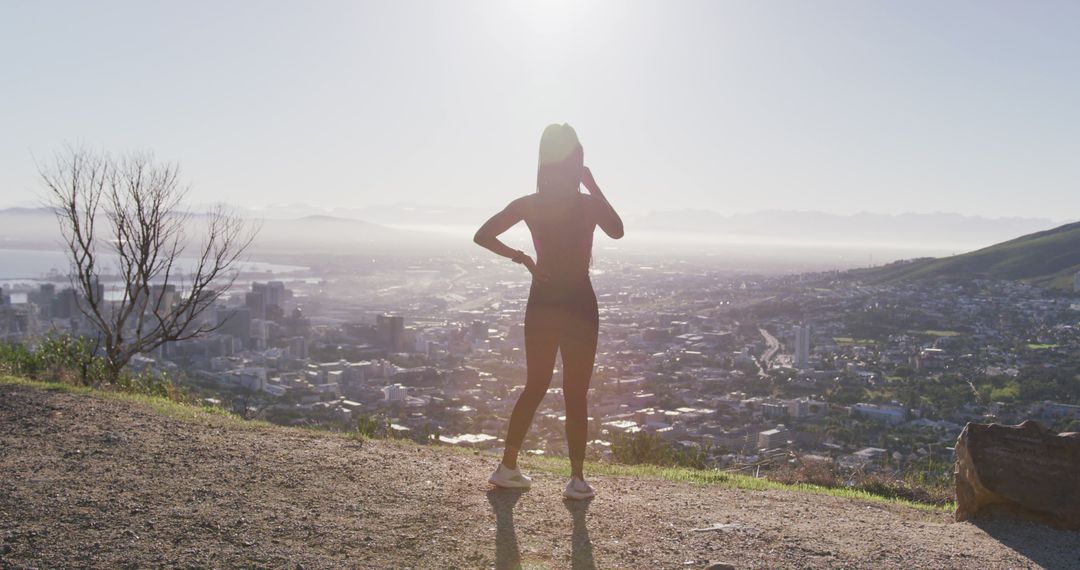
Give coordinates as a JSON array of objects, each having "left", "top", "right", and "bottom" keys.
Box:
[{"left": 861, "top": 221, "right": 1080, "bottom": 289}]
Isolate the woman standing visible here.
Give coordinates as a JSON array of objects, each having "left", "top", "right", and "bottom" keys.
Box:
[{"left": 474, "top": 124, "right": 624, "bottom": 500}]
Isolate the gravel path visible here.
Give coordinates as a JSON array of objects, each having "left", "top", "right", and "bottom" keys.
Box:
[{"left": 1, "top": 383, "right": 1078, "bottom": 569}]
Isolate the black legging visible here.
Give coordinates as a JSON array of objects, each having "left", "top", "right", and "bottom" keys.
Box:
[{"left": 505, "top": 277, "right": 599, "bottom": 463}]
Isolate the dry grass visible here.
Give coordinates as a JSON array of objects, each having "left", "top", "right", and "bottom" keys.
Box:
[
  {"left": 1, "top": 375, "right": 955, "bottom": 512},
  {"left": 768, "top": 454, "right": 954, "bottom": 507}
]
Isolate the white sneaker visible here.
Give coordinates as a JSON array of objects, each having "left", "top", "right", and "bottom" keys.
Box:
[
  {"left": 562, "top": 476, "right": 595, "bottom": 500},
  {"left": 488, "top": 464, "right": 533, "bottom": 489}
]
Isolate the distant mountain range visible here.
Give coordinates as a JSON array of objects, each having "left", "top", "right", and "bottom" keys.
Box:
[
  {"left": 0, "top": 207, "right": 439, "bottom": 256},
  {"left": 1, "top": 205, "right": 1071, "bottom": 271},
  {"left": 630, "top": 209, "right": 1062, "bottom": 251},
  {"left": 858, "top": 221, "right": 1080, "bottom": 289},
  {"left": 218, "top": 204, "right": 1059, "bottom": 248}
]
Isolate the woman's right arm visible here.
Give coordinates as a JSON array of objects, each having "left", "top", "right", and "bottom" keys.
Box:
[{"left": 473, "top": 196, "right": 548, "bottom": 280}]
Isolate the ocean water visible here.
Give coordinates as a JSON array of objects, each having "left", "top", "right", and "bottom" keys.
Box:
[{"left": 0, "top": 248, "right": 306, "bottom": 281}]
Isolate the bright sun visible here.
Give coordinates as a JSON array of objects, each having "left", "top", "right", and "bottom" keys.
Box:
[{"left": 518, "top": 0, "right": 586, "bottom": 32}]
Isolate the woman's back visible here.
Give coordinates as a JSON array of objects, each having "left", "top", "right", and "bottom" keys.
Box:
[{"left": 524, "top": 192, "right": 595, "bottom": 283}]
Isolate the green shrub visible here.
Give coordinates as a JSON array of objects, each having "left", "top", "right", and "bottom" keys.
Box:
[
  {"left": 114, "top": 370, "right": 191, "bottom": 403},
  {"left": 0, "top": 342, "right": 38, "bottom": 378},
  {"left": 37, "top": 333, "right": 110, "bottom": 385},
  {"left": 0, "top": 333, "right": 108, "bottom": 384},
  {"left": 356, "top": 413, "right": 390, "bottom": 438},
  {"left": 611, "top": 431, "right": 674, "bottom": 465},
  {"left": 610, "top": 430, "right": 714, "bottom": 469},
  {"left": 0, "top": 333, "right": 189, "bottom": 404}
]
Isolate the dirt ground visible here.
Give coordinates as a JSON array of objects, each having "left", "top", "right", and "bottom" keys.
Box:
[{"left": 1, "top": 383, "right": 1078, "bottom": 569}]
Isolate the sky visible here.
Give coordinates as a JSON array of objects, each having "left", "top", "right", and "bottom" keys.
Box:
[{"left": 2, "top": 0, "right": 1078, "bottom": 219}]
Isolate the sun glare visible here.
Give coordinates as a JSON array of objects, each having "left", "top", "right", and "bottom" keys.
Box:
[{"left": 517, "top": 0, "right": 585, "bottom": 33}]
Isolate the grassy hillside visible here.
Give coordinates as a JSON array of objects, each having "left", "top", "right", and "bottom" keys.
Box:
[
  {"left": 860, "top": 221, "right": 1080, "bottom": 289},
  {"left": 0, "top": 375, "right": 949, "bottom": 512}
]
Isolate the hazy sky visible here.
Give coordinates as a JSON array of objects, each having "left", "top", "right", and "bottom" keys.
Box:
[{"left": 2, "top": 1, "right": 1078, "bottom": 219}]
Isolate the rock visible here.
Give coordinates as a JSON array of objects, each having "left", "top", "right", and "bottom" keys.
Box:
[
  {"left": 705, "top": 563, "right": 736, "bottom": 570},
  {"left": 691, "top": 523, "right": 755, "bottom": 534},
  {"left": 954, "top": 420, "right": 1080, "bottom": 530}
]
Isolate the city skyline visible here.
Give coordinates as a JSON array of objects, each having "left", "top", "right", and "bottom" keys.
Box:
[{"left": 3, "top": 1, "right": 1080, "bottom": 219}]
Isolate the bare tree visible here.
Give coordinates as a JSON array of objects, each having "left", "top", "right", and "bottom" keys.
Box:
[{"left": 40, "top": 146, "right": 259, "bottom": 380}]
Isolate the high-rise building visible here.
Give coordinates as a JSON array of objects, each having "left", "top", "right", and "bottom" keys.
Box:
[
  {"left": 288, "top": 336, "right": 308, "bottom": 359},
  {"left": 377, "top": 314, "right": 404, "bottom": 352},
  {"left": 148, "top": 284, "right": 177, "bottom": 313},
  {"left": 793, "top": 325, "right": 811, "bottom": 368},
  {"left": 246, "top": 282, "right": 268, "bottom": 319},
  {"left": 218, "top": 307, "right": 252, "bottom": 347},
  {"left": 266, "top": 281, "right": 288, "bottom": 309},
  {"left": 250, "top": 318, "right": 269, "bottom": 351},
  {"left": 52, "top": 288, "right": 78, "bottom": 319},
  {"left": 30, "top": 284, "right": 56, "bottom": 314}
]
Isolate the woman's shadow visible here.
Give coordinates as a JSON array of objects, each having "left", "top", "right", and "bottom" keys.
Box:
[
  {"left": 564, "top": 496, "right": 598, "bottom": 570},
  {"left": 487, "top": 489, "right": 597, "bottom": 570}
]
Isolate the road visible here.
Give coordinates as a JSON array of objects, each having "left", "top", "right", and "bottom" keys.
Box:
[{"left": 757, "top": 327, "right": 781, "bottom": 377}]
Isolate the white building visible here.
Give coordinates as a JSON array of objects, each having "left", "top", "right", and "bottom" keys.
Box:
[
  {"left": 315, "top": 382, "right": 340, "bottom": 396},
  {"left": 758, "top": 424, "right": 789, "bottom": 449},
  {"left": 786, "top": 397, "right": 826, "bottom": 418},
  {"left": 382, "top": 383, "right": 408, "bottom": 402},
  {"left": 230, "top": 367, "right": 267, "bottom": 392}
]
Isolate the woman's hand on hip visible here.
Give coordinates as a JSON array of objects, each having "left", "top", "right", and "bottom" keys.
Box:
[{"left": 522, "top": 256, "right": 550, "bottom": 282}]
